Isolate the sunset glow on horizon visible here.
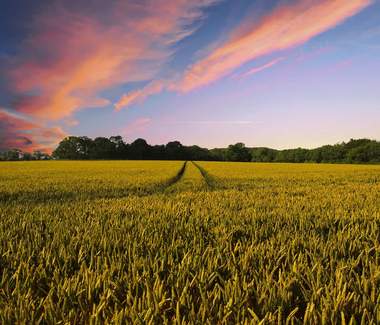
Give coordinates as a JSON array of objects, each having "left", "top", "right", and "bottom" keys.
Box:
[{"left": 1, "top": 0, "right": 379, "bottom": 152}]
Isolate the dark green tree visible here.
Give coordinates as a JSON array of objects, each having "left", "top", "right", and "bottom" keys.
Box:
[
  {"left": 53, "top": 136, "right": 93, "bottom": 159},
  {"left": 165, "top": 141, "right": 186, "bottom": 160},
  {"left": 89, "top": 137, "right": 115, "bottom": 159},
  {"left": 128, "top": 138, "right": 150, "bottom": 160},
  {"left": 251, "top": 148, "right": 277, "bottom": 162},
  {"left": 226, "top": 143, "right": 252, "bottom": 162}
]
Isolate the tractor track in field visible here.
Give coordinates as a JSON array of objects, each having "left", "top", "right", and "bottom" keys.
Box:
[
  {"left": 191, "top": 161, "right": 217, "bottom": 189},
  {"left": 160, "top": 161, "right": 188, "bottom": 189},
  {"left": 1, "top": 161, "right": 190, "bottom": 204},
  {"left": 1, "top": 161, "right": 217, "bottom": 204}
]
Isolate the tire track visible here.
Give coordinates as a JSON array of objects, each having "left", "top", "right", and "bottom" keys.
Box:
[
  {"left": 160, "top": 161, "right": 188, "bottom": 189},
  {"left": 191, "top": 161, "right": 218, "bottom": 189},
  {"left": 1, "top": 161, "right": 189, "bottom": 204}
]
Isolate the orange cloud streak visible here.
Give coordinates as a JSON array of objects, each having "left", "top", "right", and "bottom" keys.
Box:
[
  {"left": 177, "top": 0, "right": 372, "bottom": 92},
  {"left": 8, "top": 0, "right": 218, "bottom": 120},
  {"left": 115, "top": 80, "right": 167, "bottom": 111},
  {"left": 1, "top": 0, "right": 218, "bottom": 150},
  {"left": 0, "top": 110, "right": 66, "bottom": 153}
]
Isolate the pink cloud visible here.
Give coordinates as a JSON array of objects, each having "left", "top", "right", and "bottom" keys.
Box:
[
  {"left": 64, "top": 119, "right": 79, "bottom": 127},
  {"left": 113, "top": 0, "right": 372, "bottom": 109},
  {"left": 115, "top": 80, "right": 167, "bottom": 111},
  {"left": 176, "top": 0, "right": 372, "bottom": 92},
  {"left": 0, "top": 110, "right": 66, "bottom": 153},
  {"left": 122, "top": 118, "right": 152, "bottom": 137},
  {"left": 237, "top": 57, "right": 285, "bottom": 79},
  {"left": 7, "top": 1, "right": 217, "bottom": 120},
  {"left": 1, "top": 0, "right": 218, "bottom": 150}
]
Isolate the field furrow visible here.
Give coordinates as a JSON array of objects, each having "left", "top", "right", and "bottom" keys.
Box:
[
  {"left": 0, "top": 161, "right": 379, "bottom": 323},
  {"left": 0, "top": 161, "right": 185, "bottom": 203},
  {"left": 164, "top": 160, "right": 208, "bottom": 193},
  {"left": 192, "top": 161, "right": 218, "bottom": 189}
]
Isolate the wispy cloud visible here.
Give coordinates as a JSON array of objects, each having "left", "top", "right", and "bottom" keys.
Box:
[
  {"left": 1, "top": 0, "right": 218, "bottom": 149},
  {"left": 1, "top": 0, "right": 374, "bottom": 150},
  {"left": 0, "top": 109, "right": 66, "bottom": 153},
  {"left": 176, "top": 0, "right": 372, "bottom": 92},
  {"left": 6, "top": 0, "right": 218, "bottom": 120},
  {"left": 122, "top": 118, "right": 152, "bottom": 137},
  {"left": 115, "top": 57, "right": 284, "bottom": 111},
  {"left": 236, "top": 57, "right": 285, "bottom": 79},
  {"left": 115, "top": 0, "right": 372, "bottom": 110},
  {"left": 168, "top": 120, "right": 258, "bottom": 125},
  {"left": 115, "top": 80, "right": 168, "bottom": 111}
]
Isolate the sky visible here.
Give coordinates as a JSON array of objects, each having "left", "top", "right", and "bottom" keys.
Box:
[{"left": 0, "top": 0, "right": 379, "bottom": 152}]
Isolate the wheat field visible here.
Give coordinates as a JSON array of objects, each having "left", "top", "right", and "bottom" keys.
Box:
[{"left": 0, "top": 161, "right": 379, "bottom": 323}]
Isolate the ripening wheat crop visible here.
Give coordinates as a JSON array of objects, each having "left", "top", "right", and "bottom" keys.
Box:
[{"left": 0, "top": 160, "right": 379, "bottom": 323}]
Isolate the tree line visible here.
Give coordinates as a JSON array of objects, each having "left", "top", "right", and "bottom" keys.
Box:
[
  {"left": 1, "top": 136, "right": 380, "bottom": 163},
  {"left": 0, "top": 149, "right": 51, "bottom": 161},
  {"left": 250, "top": 138, "right": 380, "bottom": 164}
]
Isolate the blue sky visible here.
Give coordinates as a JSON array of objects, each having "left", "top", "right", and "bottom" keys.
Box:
[{"left": 0, "top": 0, "right": 379, "bottom": 151}]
